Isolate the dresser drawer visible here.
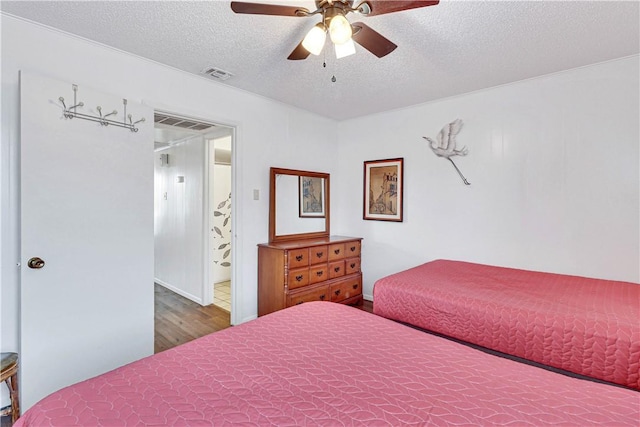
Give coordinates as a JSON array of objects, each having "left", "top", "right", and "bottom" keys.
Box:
[
  {"left": 328, "top": 243, "right": 346, "bottom": 260},
  {"left": 330, "top": 276, "right": 362, "bottom": 303},
  {"left": 309, "top": 264, "right": 328, "bottom": 284},
  {"left": 288, "top": 284, "right": 329, "bottom": 306},
  {"left": 288, "top": 248, "right": 309, "bottom": 269},
  {"left": 287, "top": 268, "right": 309, "bottom": 290},
  {"left": 258, "top": 237, "right": 362, "bottom": 316},
  {"left": 346, "top": 241, "right": 361, "bottom": 257},
  {"left": 309, "top": 245, "right": 328, "bottom": 264},
  {"left": 328, "top": 260, "right": 345, "bottom": 279},
  {"left": 345, "top": 257, "right": 361, "bottom": 275}
]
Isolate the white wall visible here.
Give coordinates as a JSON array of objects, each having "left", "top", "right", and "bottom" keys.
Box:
[
  {"left": 333, "top": 56, "right": 640, "bottom": 299},
  {"left": 1, "top": 15, "right": 339, "bottom": 354},
  {"left": 154, "top": 137, "right": 206, "bottom": 302}
]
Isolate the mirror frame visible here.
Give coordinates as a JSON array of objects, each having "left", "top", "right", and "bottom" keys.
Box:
[{"left": 269, "top": 167, "right": 330, "bottom": 243}]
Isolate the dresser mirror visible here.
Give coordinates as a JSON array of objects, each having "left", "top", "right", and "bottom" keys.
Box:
[{"left": 269, "top": 167, "right": 330, "bottom": 242}]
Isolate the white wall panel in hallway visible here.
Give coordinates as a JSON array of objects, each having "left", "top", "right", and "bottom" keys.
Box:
[{"left": 154, "top": 135, "right": 206, "bottom": 303}]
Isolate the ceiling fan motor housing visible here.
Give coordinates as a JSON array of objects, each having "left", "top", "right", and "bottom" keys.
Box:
[{"left": 315, "top": 0, "right": 370, "bottom": 18}]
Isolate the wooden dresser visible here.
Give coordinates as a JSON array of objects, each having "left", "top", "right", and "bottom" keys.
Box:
[{"left": 258, "top": 236, "right": 363, "bottom": 316}]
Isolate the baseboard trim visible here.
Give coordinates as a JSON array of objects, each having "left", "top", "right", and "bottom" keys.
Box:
[
  {"left": 238, "top": 314, "right": 257, "bottom": 326},
  {"left": 155, "top": 279, "right": 203, "bottom": 305}
]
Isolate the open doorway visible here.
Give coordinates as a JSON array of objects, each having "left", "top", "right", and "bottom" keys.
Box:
[
  {"left": 153, "top": 112, "right": 234, "bottom": 351},
  {"left": 209, "top": 135, "right": 232, "bottom": 312}
]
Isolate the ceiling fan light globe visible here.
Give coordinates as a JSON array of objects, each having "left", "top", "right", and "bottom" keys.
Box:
[
  {"left": 302, "top": 23, "right": 327, "bottom": 56},
  {"left": 334, "top": 38, "right": 356, "bottom": 59},
  {"left": 329, "top": 14, "right": 352, "bottom": 44}
]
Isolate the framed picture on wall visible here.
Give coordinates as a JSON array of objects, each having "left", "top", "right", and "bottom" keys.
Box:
[
  {"left": 363, "top": 158, "right": 404, "bottom": 222},
  {"left": 299, "top": 175, "right": 325, "bottom": 218}
]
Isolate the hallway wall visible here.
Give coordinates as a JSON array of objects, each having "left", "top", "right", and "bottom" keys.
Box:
[{"left": 154, "top": 136, "right": 206, "bottom": 303}]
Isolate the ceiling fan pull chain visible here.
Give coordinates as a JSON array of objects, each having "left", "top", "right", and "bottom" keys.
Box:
[{"left": 332, "top": 53, "right": 338, "bottom": 83}]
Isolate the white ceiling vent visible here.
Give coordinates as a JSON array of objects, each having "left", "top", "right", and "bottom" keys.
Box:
[
  {"left": 154, "top": 113, "right": 215, "bottom": 131},
  {"left": 201, "top": 67, "right": 233, "bottom": 81}
]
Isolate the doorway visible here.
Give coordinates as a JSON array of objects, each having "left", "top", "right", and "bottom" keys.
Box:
[
  {"left": 209, "top": 135, "right": 233, "bottom": 312},
  {"left": 153, "top": 112, "right": 234, "bottom": 334}
]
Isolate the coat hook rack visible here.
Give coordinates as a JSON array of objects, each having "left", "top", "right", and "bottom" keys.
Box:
[{"left": 58, "top": 84, "right": 145, "bottom": 132}]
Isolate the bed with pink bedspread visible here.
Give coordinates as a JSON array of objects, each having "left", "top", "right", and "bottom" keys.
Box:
[
  {"left": 373, "top": 259, "right": 640, "bottom": 390},
  {"left": 17, "top": 301, "right": 639, "bottom": 426}
]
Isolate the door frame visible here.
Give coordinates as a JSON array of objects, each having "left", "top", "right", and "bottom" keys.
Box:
[
  {"left": 151, "top": 105, "right": 240, "bottom": 325},
  {"left": 204, "top": 129, "right": 235, "bottom": 307}
]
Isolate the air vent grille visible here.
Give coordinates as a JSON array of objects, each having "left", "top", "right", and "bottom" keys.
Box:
[
  {"left": 201, "top": 67, "right": 233, "bottom": 81},
  {"left": 154, "top": 113, "right": 215, "bottom": 131}
]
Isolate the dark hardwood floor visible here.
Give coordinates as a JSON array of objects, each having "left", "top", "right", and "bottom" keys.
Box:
[
  {"left": 360, "top": 298, "right": 374, "bottom": 313},
  {"left": 154, "top": 284, "right": 231, "bottom": 353},
  {"left": 155, "top": 284, "right": 373, "bottom": 353}
]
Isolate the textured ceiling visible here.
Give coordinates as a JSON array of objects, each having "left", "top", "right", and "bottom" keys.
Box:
[{"left": 2, "top": 1, "right": 639, "bottom": 121}]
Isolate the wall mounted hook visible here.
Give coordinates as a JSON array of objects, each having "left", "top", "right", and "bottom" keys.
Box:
[{"left": 58, "top": 85, "right": 145, "bottom": 132}]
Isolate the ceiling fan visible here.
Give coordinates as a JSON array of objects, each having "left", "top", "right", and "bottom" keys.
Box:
[{"left": 230, "top": 1, "right": 439, "bottom": 60}]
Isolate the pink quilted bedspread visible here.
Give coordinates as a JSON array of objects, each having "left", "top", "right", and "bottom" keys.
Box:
[
  {"left": 17, "top": 303, "right": 640, "bottom": 426},
  {"left": 373, "top": 259, "right": 640, "bottom": 390}
]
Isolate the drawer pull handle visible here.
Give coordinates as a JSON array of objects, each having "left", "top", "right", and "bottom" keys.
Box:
[
  {"left": 295, "top": 255, "right": 303, "bottom": 262},
  {"left": 316, "top": 252, "right": 324, "bottom": 258},
  {"left": 350, "top": 246, "right": 356, "bottom": 252},
  {"left": 334, "top": 249, "right": 340, "bottom": 255},
  {"left": 334, "top": 289, "right": 341, "bottom": 296},
  {"left": 334, "top": 267, "right": 340, "bottom": 273},
  {"left": 320, "top": 294, "right": 326, "bottom": 301},
  {"left": 350, "top": 263, "right": 356, "bottom": 269},
  {"left": 316, "top": 271, "right": 323, "bottom": 277},
  {"left": 295, "top": 275, "right": 303, "bottom": 282},
  {"left": 353, "top": 284, "right": 358, "bottom": 290}
]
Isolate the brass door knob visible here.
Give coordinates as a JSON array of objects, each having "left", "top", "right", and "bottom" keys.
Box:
[{"left": 27, "top": 257, "right": 45, "bottom": 269}]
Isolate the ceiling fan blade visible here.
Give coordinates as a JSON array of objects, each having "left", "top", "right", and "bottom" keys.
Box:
[
  {"left": 364, "top": 0, "right": 439, "bottom": 16},
  {"left": 230, "top": 2, "right": 309, "bottom": 17},
  {"left": 351, "top": 22, "right": 397, "bottom": 58},
  {"left": 288, "top": 41, "right": 311, "bottom": 60}
]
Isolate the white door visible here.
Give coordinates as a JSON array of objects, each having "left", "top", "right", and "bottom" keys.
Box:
[{"left": 20, "top": 72, "right": 154, "bottom": 409}]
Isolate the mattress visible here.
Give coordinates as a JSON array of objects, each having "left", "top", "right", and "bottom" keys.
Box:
[
  {"left": 17, "top": 301, "right": 639, "bottom": 426},
  {"left": 373, "top": 259, "right": 640, "bottom": 390}
]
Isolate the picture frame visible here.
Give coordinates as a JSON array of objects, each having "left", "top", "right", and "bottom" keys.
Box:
[
  {"left": 299, "top": 175, "right": 325, "bottom": 218},
  {"left": 363, "top": 158, "right": 404, "bottom": 222}
]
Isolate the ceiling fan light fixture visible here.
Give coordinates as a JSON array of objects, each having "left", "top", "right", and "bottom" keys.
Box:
[
  {"left": 334, "top": 38, "right": 356, "bottom": 59},
  {"left": 329, "top": 14, "right": 352, "bottom": 44},
  {"left": 354, "top": 1, "right": 371, "bottom": 15},
  {"left": 302, "top": 23, "right": 327, "bottom": 56}
]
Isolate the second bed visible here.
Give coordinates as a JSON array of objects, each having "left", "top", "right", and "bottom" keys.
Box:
[{"left": 373, "top": 259, "right": 640, "bottom": 390}]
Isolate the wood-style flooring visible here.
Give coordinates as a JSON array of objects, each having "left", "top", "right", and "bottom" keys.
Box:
[
  {"left": 155, "top": 284, "right": 373, "bottom": 353},
  {"left": 154, "top": 284, "right": 231, "bottom": 353}
]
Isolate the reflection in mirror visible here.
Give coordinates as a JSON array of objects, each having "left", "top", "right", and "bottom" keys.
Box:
[
  {"left": 269, "top": 168, "right": 330, "bottom": 242},
  {"left": 299, "top": 176, "right": 325, "bottom": 218},
  {"left": 275, "top": 175, "right": 326, "bottom": 236}
]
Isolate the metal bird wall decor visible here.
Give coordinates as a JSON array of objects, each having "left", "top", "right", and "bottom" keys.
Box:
[{"left": 423, "top": 119, "right": 471, "bottom": 185}]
